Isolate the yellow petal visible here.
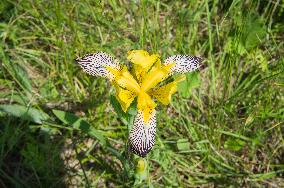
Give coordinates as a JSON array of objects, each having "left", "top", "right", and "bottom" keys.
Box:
[
  {"left": 106, "top": 66, "right": 122, "bottom": 80},
  {"left": 133, "top": 59, "right": 162, "bottom": 84},
  {"left": 137, "top": 92, "right": 156, "bottom": 123},
  {"left": 110, "top": 66, "right": 141, "bottom": 93},
  {"left": 115, "top": 87, "right": 137, "bottom": 112},
  {"left": 127, "top": 50, "right": 159, "bottom": 71},
  {"left": 151, "top": 75, "right": 186, "bottom": 105},
  {"left": 140, "top": 63, "right": 174, "bottom": 92},
  {"left": 133, "top": 64, "right": 147, "bottom": 84}
]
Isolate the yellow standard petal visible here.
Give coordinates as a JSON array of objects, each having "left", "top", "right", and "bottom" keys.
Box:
[
  {"left": 133, "top": 64, "right": 147, "bottom": 84},
  {"left": 151, "top": 75, "right": 186, "bottom": 105},
  {"left": 137, "top": 92, "right": 156, "bottom": 123},
  {"left": 127, "top": 50, "right": 159, "bottom": 71},
  {"left": 108, "top": 65, "right": 141, "bottom": 93},
  {"left": 116, "top": 87, "right": 137, "bottom": 112},
  {"left": 140, "top": 63, "right": 174, "bottom": 92}
]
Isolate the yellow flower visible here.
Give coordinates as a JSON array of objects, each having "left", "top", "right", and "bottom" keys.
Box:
[
  {"left": 76, "top": 50, "right": 202, "bottom": 157},
  {"left": 106, "top": 50, "right": 178, "bottom": 123}
]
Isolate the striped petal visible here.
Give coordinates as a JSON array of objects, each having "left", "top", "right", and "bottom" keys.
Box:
[
  {"left": 164, "top": 55, "right": 202, "bottom": 74},
  {"left": 129, "top": 110, "right": 156, "bottom": 157},
  {"left": 75, "top": 52, "right": 120, "bottom": 80}
]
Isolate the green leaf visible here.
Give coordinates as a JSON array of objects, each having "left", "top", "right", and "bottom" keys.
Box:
[
  {"left": 127, "top": 101, "right": 138, "bottom": 116},
  {"left": 13, "top": 64, "right": 33, "bottom": 94},
  {"left": 242, "top": 15, "right": 266, "bottom": 50},
  {"left": 224, "top": 138, "right": 246, "bottom": 151},
  {"left": 177, "top": 138, "right": 190, "bottom": 151},
  {"left": 110, "top": 95, "right": 126, "bottom": 115},
  {"left": 110, "top": 95, "right": 137, "bottom": 125},
  {"left": 177, "top": 78, "right": 191, "bottom": 97},
  {"left": 250, "top": 171, "right": 279, "bottom": 180},
  {"left": 3, "top": 61, "right": 33, "bottom": 96},
  {"left": 178, "top": 72, "right": 200, "bottom": 98},
  {"left": 0, "top": 91, "right": 29, "bottom": 105},
  {"left": 52, "top": 110, "right": 106, "bottom": 146},
  {"left": 0, "top": 104, "right": 49, "bottom": 124},
  {"left": 40, "top": 81, "right": 59, "bottom": 99}
]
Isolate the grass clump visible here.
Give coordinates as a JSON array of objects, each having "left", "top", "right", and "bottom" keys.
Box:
[{"left": 0, "top": 0, "right": 283, "bottom": 187}]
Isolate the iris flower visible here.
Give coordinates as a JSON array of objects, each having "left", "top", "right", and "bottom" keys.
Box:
[{"left": 75, "top": 50, "right": 202, "bottom": 157}]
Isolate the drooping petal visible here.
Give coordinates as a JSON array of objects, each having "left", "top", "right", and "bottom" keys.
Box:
[
  {"left": 75, "top": 52, "right": 120, "bottom": 80},
  {"left": 151, "top": 75, "right": 186, "bottom": 105},
  {"left": 164, "top": 55, "right": 202, "bottom": 74},
  {"left": 137, "top": 92, "right": 156, "bottom": 123},
  {"left": 127, "top": 50, "right": 159, "bottom": 71},
  {"left": 115, "top": 87, "right": 136, "bottom": 112},
  {"left": 129, "top": 110, "right": 156, "bottom": 157}
]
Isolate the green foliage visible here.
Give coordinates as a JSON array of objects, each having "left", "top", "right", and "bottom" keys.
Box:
[
  {"left": 0, "top": 104, "right": 49, "bottom": 124},
  {"left": 0, "top": 0, "right": 283, "bottom": 187},
  {"left": 110, "top": 95, "right": 137, "bottom": 129},
  {"left": 176, "top": 138, "right": 190, "bottom": 151},
  {"left": 53, "top": 109, "right": 107, "bottom": 145},
  {"left": 241, "top": 14, "right": 266, "bottom": 50},
  {"left": 224, "top": 138, "right": 246, "bottom": 151},
  {"left": 177, "top": 72, "right": 200, "bottom": 98}
]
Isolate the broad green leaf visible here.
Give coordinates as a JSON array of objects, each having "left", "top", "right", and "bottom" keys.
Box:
[
  {"left": 110, "top": 95, "right": 137, "bottom": 126},
  {"left": 0, "top": 92, "right": 29, "bottom": 105},
  {"left": 110, "top": 95, "right": 128, "bottom": 125},
  {"left": 177, "top": 78, "right": 190, "bottom": 97},
  {"left": 0, "top": 104, "right": 49, "bottom": 124},
  {"left": 52, "top": 109, "right": 106, "bottom": 146},
  {"left": 224, "top": 37, "right": 246, "bottom": 55},
  {"left": 178, "top": 72, "right": 200, "bottom": 98}
]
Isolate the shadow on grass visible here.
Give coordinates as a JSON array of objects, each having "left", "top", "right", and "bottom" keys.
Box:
[
  {"left": 0, "top": 116, "right": 66, "bottom": 187},
  {"left": 60, "top": 111, "right": 133, "bottom": 186},
  {"left": 42, "top": 87, "right": 110, "bottom": 113},
  {"left": 0, "top": 114, "right": 132, "bottom": 187}
]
